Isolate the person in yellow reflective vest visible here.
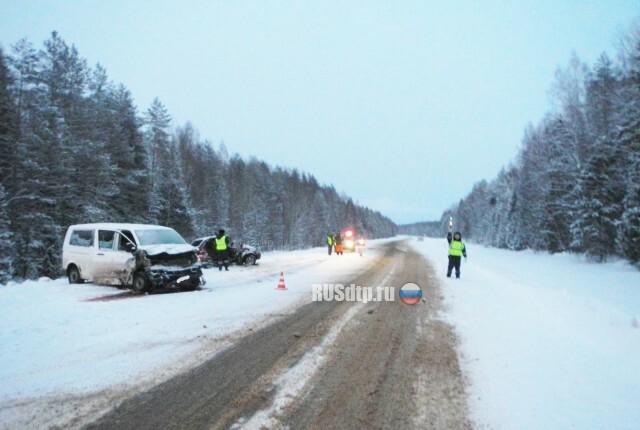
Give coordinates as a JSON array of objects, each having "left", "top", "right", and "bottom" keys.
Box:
[
  {"left": 327, "top": 234, "right": 335, "bottom": 255},
  {"left": 213, "top": 229, "right": 230, "bottom": 271},
  {"left": 447, "top": 231, "right": 467, "bottom": 279}
]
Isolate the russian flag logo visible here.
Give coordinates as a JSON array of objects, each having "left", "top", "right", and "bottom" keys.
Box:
[{"left": 399, "top": 283, "right": 422, "bottom": 305}]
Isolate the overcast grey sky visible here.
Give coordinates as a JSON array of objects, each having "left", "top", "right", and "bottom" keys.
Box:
[{"left": 1, "top": 1, "right": 637, "bottom": 223}]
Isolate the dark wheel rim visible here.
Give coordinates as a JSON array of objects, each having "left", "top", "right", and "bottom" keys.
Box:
[
  {"left": 245, "top": 255, "right": 256, "bottom": 265},
  {"left": 133, "top": 276, "right": 146, "bottom": 293},
  {"left": 69, "top": 269, "right": 79, "bottom": 283}
]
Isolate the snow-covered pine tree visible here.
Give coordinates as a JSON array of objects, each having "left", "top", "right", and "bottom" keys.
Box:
[
  {"left": 40, "top": 32, "right": 90, "bottom": 230},
  {"left": 145, "top": 97, "right": 171, "bottom": 223},
  {"left": 510, "top": 125, "right": 550, "bottom": 250},
  {"left": 112, "top": 85, "right": 150, "bottom": 222},
  {"left": 176, "top": 124, "right": 217, "bottom": 237},
  {"left": 144, "top": 98, "right": 195, "bottom": 237},
  {"left": 227, "top": 155, "right": 249, "bottom": 240},
  {"left": 0, "top": 185, "right": 13, "bottom": 284},
  {"left": 570, "top": 148, "right": 622, "bottom": 260},
  {"left": 569, "top": 54, "right": 625, "bottom": 260},
  {"left": 616, "top": 32, "right": 640, "bottom": 264},
  {"left": 264, "top": 168, "right": 286, "bottom": 249},
  {"left": 239, "top": 158, "right": 269, "bottom": 247},
  {"left": 0, "top": 48, "right": 16, "bottom": 283},
  {"left": 8, "top": 36, "right": 67, "bottom": 278},
  {"left": 0, "top": 47, "right": 18, "bottom": 190},
  {"left": 538, "top": 117, "right": 577, "bottom": 253}
]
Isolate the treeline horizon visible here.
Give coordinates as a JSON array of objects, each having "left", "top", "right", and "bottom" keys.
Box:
[
  {"left": 402, "top": 22, "right": 640, "bottom": 266},
  {"left": 0, "top": 32, "right": 397, "bottom": 283}
]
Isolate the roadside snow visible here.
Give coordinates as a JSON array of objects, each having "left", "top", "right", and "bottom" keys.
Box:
[
  {"left": 0, "top": 241, "right": 389, "bottom": 427},
  {"left": 411, "top": 237, "right": 640, "bottom": 430}
]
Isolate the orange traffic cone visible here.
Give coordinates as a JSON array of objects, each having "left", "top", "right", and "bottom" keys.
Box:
[{"left": 276, "top": 271, "right": 288, "bottom": 290}]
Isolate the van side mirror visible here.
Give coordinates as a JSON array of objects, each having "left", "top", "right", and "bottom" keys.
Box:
[{"left": 126, "top": 243, "right": 137, "bottom": 253}]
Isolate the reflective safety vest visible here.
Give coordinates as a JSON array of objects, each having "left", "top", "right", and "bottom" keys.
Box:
[
  {"left": 327, "top": 236, "right": 334, "bottom": 246},
  {"left": 215, "top": 236, "right": 228, "bottom": 251},
  {"left": 449, "top": 240, "right": 464, "bottom": 257}
]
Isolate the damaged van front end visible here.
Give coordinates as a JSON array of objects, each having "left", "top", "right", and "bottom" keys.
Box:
[{"left": 132, "top": 244, "right": 205, "bottom": 294}]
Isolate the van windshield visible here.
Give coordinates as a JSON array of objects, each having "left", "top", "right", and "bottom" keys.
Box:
[{"left": 135, "top": 229, "right": 187, "bottom": 246}]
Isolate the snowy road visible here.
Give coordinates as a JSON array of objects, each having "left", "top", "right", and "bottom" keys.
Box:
[
  {"left": 82, "top": 240, "right": 469, "bottom": 429},
  {"left": 4, "top": 236, "right": 638, "bottom": 429}
]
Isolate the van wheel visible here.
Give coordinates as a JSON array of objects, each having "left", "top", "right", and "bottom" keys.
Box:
[
  {"left": 243, "top": 254, "right": 256, "bottom": 265},
  {"left": 67, "top": 266, "right": 84, "bottom": 284},
  {"left": 132, "top": 273, "right": 148, "bottom": 294}
]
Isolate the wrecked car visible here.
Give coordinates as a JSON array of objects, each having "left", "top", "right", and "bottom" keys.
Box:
[
  {"left": 62, "top": 223, "right": 205, "bottom": 293},
  {"left": 191, "top": 236, "right": 262, "bottom": 267}
]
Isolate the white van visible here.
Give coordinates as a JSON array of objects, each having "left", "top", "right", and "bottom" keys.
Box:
[{"left": 62, "top": 223, "right": 204, "bottom": 293}]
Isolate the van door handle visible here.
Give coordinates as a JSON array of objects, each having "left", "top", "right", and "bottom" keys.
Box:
[{"left": 97, "top": 253, "right": 105, "bottom": 256}]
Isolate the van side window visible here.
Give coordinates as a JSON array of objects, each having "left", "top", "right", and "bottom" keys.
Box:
[
  {"left": 69, "top": 230, "right": 94, "bottom": 247},
  {"left": 118, "top": 230, "right": 136, "bottom": 251},
  {"left": 98, "top": 230, "right": 116, "bottom": 250}
]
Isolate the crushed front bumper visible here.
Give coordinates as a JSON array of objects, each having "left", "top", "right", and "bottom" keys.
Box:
[{"left": 145, "top": 265, "right": 204, "bottom": 291}]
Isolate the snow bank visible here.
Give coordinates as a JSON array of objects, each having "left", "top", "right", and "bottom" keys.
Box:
[{"left": 411, "top": 237, "right": 640, "bottom": 430}]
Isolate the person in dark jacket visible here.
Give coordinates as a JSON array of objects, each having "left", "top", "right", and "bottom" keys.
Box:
[
  {"left": 447, "top": 231, "right": 467, "bottom": 278},
  {"left": 334, "top": 232, "right": 343, "bottom": 255}
]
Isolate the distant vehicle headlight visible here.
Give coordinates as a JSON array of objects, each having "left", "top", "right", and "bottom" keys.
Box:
[{"left": 345, "top": 240, "right": 354, "bottom": 248}]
